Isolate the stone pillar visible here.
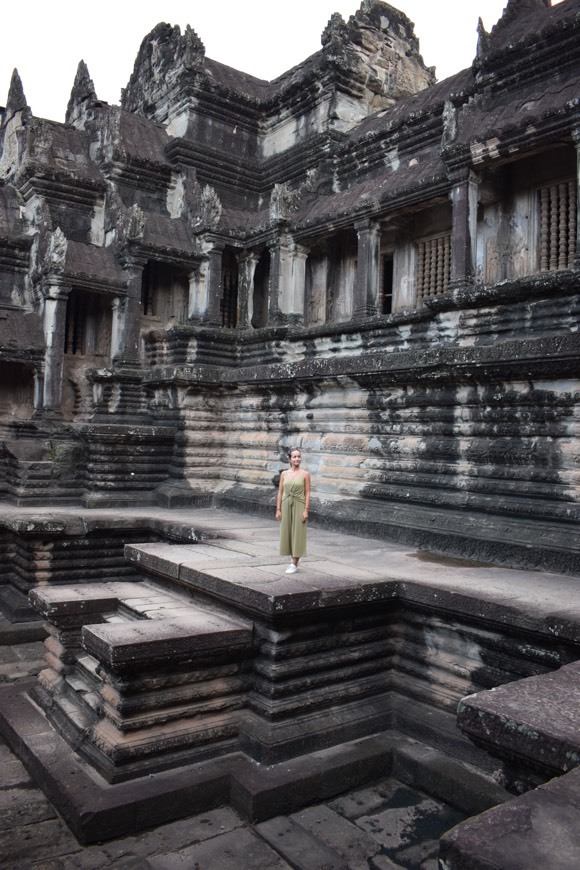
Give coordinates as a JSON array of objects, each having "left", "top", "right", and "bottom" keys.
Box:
[
  {"left": 305, "top": 249, "right": 329, "bottom": 327},
  {"left": 353, "top": 220, "right": 381, "bottom": 318},
  {"left": 203, "top": 243, "right": 224, "bottom": 326},
  {"left": 33, "top": 368, "right": 44, "bottom": 412},
  {"left": 110, "top": 297, "right": 123, "bottom": 360},
  {"left": 285, "top": 242, "right": 308, "bottom": 325},
  {"left": 188, "top": 262, "right": 206, "bottom": 322},
  {"left": 268, "top": 235, "right": 308, "bottom": 326},
  {"left": 268, "top": 233, "right": 292, "bottom": 325},
  {"left": 41, "top": 283, "right": 69, "bottom": 413},
  {"left": 573, "top": 127, "right": 580, "bottom": 270},
  {"left": 236, "top": 250, "right": 259, "bottom": 329},
  {"left": 113, "top": 263, "right": 144, "bottom": 364},
  {"left": 449, "top": 169, "right": 479, "bottom": 288}
]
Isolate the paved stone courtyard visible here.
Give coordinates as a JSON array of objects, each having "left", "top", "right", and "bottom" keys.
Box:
[
  {"left": 0, "top": 703, "right": 463, "bottom": 869},
  {"left": 2, "top": 506, "right": 580, "bottom": 867},
  {"left": 0, "top": 629, "right": 463, "bottom": 868}
]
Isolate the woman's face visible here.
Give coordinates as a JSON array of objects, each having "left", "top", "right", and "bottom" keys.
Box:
[{"left": 289, "top": 450, "right": 302, "bottom": 468}]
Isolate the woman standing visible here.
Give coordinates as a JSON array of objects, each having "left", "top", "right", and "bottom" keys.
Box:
[{"left": 276, "top": 448, "right": 311, "bottom": 573}]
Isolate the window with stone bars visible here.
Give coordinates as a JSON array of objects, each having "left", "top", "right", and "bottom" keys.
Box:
[
  {"left": 416, "top": 233, "right": 451, "bottom": 305},
  {"left": 539, "top": 180, "right": 577, "bottom": 272}
]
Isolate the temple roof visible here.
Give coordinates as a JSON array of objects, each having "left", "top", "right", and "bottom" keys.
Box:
[
  {"left": 482, "top": 0, "right": 579, "bottom": 55},
  {"left": 0, "top": 309, "right": 44, "bottom": 358},
  {"left": 118, "top": 110, "right": 170, "bottom": 166},
  {"left": 141, "top": 212, "right": 194, "bottom": 255},
  {"left": 64, "top": 241, "right": 124, "bottom": 286}
]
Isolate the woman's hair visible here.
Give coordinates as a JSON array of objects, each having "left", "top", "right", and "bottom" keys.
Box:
[{"left": 287, "top": 447, "right": 302, "bottom": 458}]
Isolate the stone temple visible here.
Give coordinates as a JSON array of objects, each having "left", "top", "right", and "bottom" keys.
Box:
[{"left": 0, "top": 0, "right": 579, "bottom": 865}]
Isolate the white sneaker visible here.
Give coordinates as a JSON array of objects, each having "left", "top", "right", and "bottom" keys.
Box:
[{"left": 285, "top": 564, "right": 298, "bottom": 574}]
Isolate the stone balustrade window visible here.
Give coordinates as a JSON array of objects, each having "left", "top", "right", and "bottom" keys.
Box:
[
  {"left": 64, "top": 289, "right": 111, "bottom": 356},
  {"left": 416, "top": 233, "right": 451, "bottom": 305},
  {"left": 220, "top": 249, "right": 239, "bottom": 328},
  {"left": 141, "top": 261, "right": 189, "bottom": 323},
  {"left": 539, "top": 180, "right": 577, "bottom": 272},
  {"left": 381, "top": 255, "right": 394, "bottom": 314}
]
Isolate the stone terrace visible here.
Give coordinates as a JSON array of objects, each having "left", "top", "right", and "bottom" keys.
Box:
[{"left": 0, "top": 507, "right": 580, "bottom": 866}]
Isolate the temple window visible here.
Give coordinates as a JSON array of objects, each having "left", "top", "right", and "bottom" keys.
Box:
[
  {"left": 251, "top": 249, "right": 270, "bottom": 328},
  {"left": 538, "top": 180, "right": 577, "bottom": 272},
  {"left": 141, "top": 261, "right": 189, "bottom": 324},
  {"left": 0, "top": 362, "right": 34, "bottom": 429},
  {"left": 416, "top": 233, "right": 451, "bottom": 305},
  {"left": 381, "top": 255, "right": 394, "bottom": 314},
  {"left": 64, "top": 289, "right": 111, "bottom": 356},
  {"left": 326, "top": 229, "right": 357, "bottom": 323},
  {"left": 304, "top": 246, "right": 329, "bottom": 327},
  {"left": 220, "top": 248, "right": 239, "bottom": 328}
]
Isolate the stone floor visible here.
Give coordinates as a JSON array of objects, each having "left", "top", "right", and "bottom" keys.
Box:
[
  {"left": 0, "top": 639, "right": 462, "bottom": 868},
  {"left": 2, "top": 505, "right": 580, "bottom": 868},
  {"left": 0, "top": 715, "right": 463, "bottom": 869},
  {"left": 0, "top": 630, "right": 463, "bottom": 869}
]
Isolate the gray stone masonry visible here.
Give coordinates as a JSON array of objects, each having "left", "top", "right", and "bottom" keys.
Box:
[{"left": 1, "top": 506, "right": 580, "bottom": 866}]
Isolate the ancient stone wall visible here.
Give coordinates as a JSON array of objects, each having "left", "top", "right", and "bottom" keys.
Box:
[{"left": 0, "top": 0, "right": 579, "bottom": 572}]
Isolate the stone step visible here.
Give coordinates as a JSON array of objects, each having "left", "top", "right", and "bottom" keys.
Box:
[
  {"left": 83, "top": 610, "right": 253, "bottom": 671},
  {"left": 457, "top": 660, "right": 580, "bottom": 782},
  {"left": 0, "top": 584, "right": 37, "bottom": 622},
  {"left": 29, "top": 580, "right": 254, "bottom": 781},
  {"left": 440, "top": 766, "right": 580, "bottom": 870},
  {"left": 123, "top": 540, "right": 401, "bottom": 619}
]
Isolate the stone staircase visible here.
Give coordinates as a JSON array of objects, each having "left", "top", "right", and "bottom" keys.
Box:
[
  {"left": 31, "top": 579, "right": 253, "bottom": 782},
  {"left": 2, "top": 529, "right": 579, "bottom": 860}
]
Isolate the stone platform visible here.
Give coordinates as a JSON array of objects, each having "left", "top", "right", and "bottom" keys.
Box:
[{"left": 0, "top": 506, "right": 580, "bottom": 865}]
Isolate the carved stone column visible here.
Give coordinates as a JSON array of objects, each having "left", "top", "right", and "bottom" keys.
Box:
[
  {"left": 268, "top": 233, "right": 293, "bottom": 326},
  {"left": 304, "top": 247, "right": 329, "bottom": 327},
  {"left": 287, "top": 242, "right": 309, "bottom": 325},
  {"left": 449, "top": 168, "right": 479, "bottom": 289},
  {"left": 188, "top": 261, "right": 206, "bottom": 322},
  {"left": 41, "top": 282, "right": 69, "bottom": 413},
  {"left": 572, "top": 127, "right": 580, "bottom": 270},
  {"left": 33, "top": 368, "right": 44, "bottom": 412},
  {"left": 236, "top": 250, "right": 259, "bottom": 329},
  {"left": 353, "top": 220, "right": 381, "bottom": 318},
  {"left": 112, "top": 263, "right": 144, "bottom": 364},
  {"left": 202, "top": 243, "right": 224, "bottom": 326}
]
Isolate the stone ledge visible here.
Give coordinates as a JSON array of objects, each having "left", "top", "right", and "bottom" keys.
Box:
[
  {"left": 122, "top": 543, "right": 580, "bottom": 649},
  {"left": 440, "top": 766, "right": 580, "bottom": 870},
  {"left": 83, "top": 614, "right": 253, "bottom": 668},
  {"left": 0, "top": 683, "right": 394, "bottom": 844},
  {"left": 0, "top": 680, "right": 512, "bottom": 848},
  {"left": 30, "top": 583, "right": 143, "bottom": 619},
  {"left": 457, "top": 661, "right": 580, "bottom": 780}
]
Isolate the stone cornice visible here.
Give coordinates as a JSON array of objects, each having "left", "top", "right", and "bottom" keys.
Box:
[{"left": 144, "top": 331, "right": 580, "bottom": 390}]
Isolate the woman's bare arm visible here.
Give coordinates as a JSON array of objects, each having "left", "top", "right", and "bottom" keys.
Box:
[
  {"left": 302, "top": 471, "right": 311, "bottom": 522},
  {"left": 276, "top": 471, "right": 284, "bottom": 520}
]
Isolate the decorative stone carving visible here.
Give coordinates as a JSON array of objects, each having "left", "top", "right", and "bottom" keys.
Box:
[
  {"left": 117, "top": 204, "right": 146, "bottom": 244},
  {"left": 188, "top": 183, "right": 222, "bottom": 232},
  {"left": 4, "top": 68, "right": 30, "bottom": 117},
  {"left": 29, "top": 120, "right": 54, "bottom": 160},
  {"left": 199, "top": 184, "right": 222, "bottom": 230},
  {"left": 269, "top": 183, "right": 301, "bottom": 224},
  {"left": 441, "top": 100, "right": 458, "bottom": 149},
  {"left": 121, "top": 22, "right": 206, "bottom": 118},
  {"left": 46, "top": 228, "right": 68, "bottom": 274},
  {"left": 321, "top": 12, "right": 350, "bottom": 49}
]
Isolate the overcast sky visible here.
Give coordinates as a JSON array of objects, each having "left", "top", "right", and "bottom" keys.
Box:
[{"left": 0, "top": 1, "right": 564, "bottom": 123}]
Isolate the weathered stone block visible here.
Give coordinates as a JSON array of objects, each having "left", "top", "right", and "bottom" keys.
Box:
[{"left": 458, "top": 661, "right": 580, "bottom": 781}]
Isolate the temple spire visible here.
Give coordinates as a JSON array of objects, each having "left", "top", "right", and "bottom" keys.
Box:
[
  {"left": 66, "top": 60, "right": 99, "bottom": 126},
  {"left": 5, "top": 68, "right": 30, "bottom": 118}
]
